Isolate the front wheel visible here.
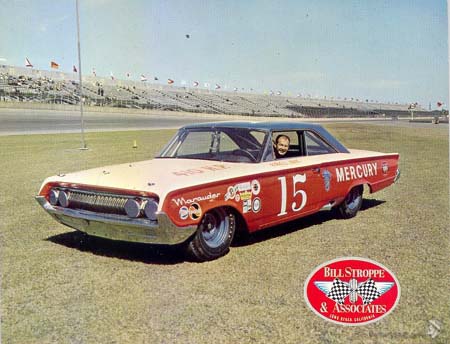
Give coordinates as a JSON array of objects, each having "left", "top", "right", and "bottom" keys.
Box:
[
  {"left": 337, "top": 185, "right": 363, "bottom": 219},
  {"left": 185, "top": 208, "right": 236, "bottom": 261}
]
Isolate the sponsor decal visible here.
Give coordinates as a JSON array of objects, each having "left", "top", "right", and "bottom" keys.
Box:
[
  {"left": 243, "top": 199, "right": 252, "bottom": 213},
  {"left": 382, "top": 162, "right": 389, "bottom": 175},
  {"left": 251, "top": 180, "right": 261, "bottom": 195},
  {"left": 225, "top": 180, "right": 262, "bottom": 213},
  {"left": 188, "top": 203, "right": 202, "bottom": 220},
  {"left": 179, "top": 206, "right": 189, "bottom": 220},
  {"left": 252, "top": 197, "right": 261, "bottom": 212},
  {"left": 172, "top": 192, "right": 220, "bottom": 207},
  {"left": 225, "top": 186, "right": 236, "bottom": 201},
  {"left": 240, "top": 191, "right": 252, "bottom": 201},
  {"left": 335, "top": 163, "right": 378, "bottom": 183},
  {"left": 236, "top": 182, "right": 251, "bottom": 192},
  {"left": 322, "top": 169, "right": 332, "bottom": 192},
  {"left": 304, "top": 257, "right": 400, "bottom": 326}
]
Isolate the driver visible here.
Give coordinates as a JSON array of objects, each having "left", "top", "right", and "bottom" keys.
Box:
[{"left": 274, "top": 134, "right": 290, "bottom": 159}]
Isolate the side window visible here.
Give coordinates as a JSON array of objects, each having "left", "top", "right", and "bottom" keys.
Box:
[{"left": 304, "top": 131, "right": 336, "bottom": 155}]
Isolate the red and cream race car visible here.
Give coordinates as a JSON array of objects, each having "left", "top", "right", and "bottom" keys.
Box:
[{"left": 36, "top": 122, "right": 400, "bottom": 261}]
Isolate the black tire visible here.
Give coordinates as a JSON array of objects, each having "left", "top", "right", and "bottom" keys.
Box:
[
  {"left": 337, "top": 185, "right": 363, "bottom": 219},
  {"left": 186, "top": 208, "right": 236, "bottom": 261}
]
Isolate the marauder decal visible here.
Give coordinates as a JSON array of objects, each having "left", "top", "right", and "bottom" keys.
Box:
[
  {"left": 172, "top": 192, "right": 220, "bottom": 207},
  {"left": 336, "top": 163, "right": 377, "bottom": 182},
  {"left": 304, "top": 257, "right": 400, "bottom": 326}
]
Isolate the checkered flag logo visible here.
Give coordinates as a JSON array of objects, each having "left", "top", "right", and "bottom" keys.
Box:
[
  {"left": 357, "top": 278, "right": 381, "bottom": 305},
  {"left": 314, "top": 278, "right": 394, "bottom": 305},
  {"left": 327, "top": 278, "right": 351, "bottom": 304}
]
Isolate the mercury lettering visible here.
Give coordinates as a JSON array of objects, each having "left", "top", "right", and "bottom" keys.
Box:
[{"left": 336, "top": 163, "right": 377, "bottom": 182}]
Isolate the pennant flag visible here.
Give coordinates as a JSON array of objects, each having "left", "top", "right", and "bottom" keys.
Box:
[
  {"left": 277, "top": 91, "right": 281, "bottom": 95},
  {"left": 110, "top": 72, "right": 115, "bottom": 80},
  {"left": 154, "top": 76, "right": 158, "bottom": 81},
  {"left": 167, "top": 78, "right": 174, "bottom": 84},
  {"left": 25, "top": 57, "right": 33, "bottom": 67},
  {"left": 437, "top": 101, "right": 443, "bottom": 107},
  {"left": 140, "top": 74, "right": 147, "bottom": 82},
  {"left": 193, "top": 81, "right": 199, "bottom": 87},
  {"left": 51, "top": 61, "right": 59, "bottom": 69},
  {"left": 92, "top": 68, "right": 97, "bottom": 77},
  {"left": 73, "top": 65, "right": 78, "bottom": 73},
  {"left": 215, "top": 84, "right": 221, "bottom": 90}
]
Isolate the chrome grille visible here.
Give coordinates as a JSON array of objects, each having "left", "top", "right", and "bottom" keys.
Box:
[{"left": 63, "top": 189, "right": 130, "bottom": 215}]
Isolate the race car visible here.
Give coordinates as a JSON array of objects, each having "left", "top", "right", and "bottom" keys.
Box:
[{"left": 36, "top": 122, "right": 400, "bottom": 261}]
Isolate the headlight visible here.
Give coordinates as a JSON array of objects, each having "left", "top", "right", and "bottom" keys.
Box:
[
  {"left": 58, "top": 190, "right": 70, "bottom": 207},
  {"left": 143, "top": 199, "right": 158, "bottom": 220},
  {"left": 125, "top": 198, "right": 141, "bottom": 218},
  {"left": 49, "top": 189, "right": 59, "bottom": 206}
]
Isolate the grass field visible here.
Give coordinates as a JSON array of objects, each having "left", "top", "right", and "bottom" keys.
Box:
[{"left": 1, "top": 123, "right": 448, "bottom": 343}]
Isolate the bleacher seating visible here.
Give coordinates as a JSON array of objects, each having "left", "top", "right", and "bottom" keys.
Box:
[{"left": 0, "top": 65, "right": 435, "bottom": 118}]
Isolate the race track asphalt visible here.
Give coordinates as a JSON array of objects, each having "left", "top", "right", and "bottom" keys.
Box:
[{"left": 0, "top": 107, "right": 447, "bottom": 136}]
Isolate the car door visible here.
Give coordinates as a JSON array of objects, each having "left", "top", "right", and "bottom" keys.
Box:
[{"left": 250, "top": 130, "right": 324, "bottom": 231}]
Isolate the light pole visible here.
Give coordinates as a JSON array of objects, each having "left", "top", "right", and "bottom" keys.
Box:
[{"left": 76, "top": 0, "right": 87, "bottom": 149}]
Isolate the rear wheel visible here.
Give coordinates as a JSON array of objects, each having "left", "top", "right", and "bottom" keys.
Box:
[
  {"left": 186, "top": 208, "right": 236, "bottom": 261},
  {"left": 337, "top": 185, "right": 363, "bottom": 219}
]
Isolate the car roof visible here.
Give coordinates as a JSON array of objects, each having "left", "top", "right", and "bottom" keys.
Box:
[
  {"left": 181, "top": 121, "right": 325, "bottom": 131},
  {"left": 180, "top": 121, "right": 350, "bottom": 153}
]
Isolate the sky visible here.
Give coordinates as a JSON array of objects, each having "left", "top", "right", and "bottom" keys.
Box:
[{"left": 0, "top": 0, "right": 448, "bottom": 108}]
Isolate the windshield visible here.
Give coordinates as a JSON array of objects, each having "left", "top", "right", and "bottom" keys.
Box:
[{"left": 157, "top": 127, "right": 269, "bottom": 163}]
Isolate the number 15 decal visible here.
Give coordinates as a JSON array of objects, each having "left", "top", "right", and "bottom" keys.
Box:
[{"left": 277, "top": 174, "right": 307, "bottom": 216}]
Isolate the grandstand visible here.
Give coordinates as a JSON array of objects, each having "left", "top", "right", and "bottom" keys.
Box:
[{"left": 0, "top": 65, "right": 440, "bottom": 119}]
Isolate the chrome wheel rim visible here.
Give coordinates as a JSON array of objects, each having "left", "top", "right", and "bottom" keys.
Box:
[
  {"left": 200, "top": 209, "right": 229, "bottom": 248},
  {"left": 346, "top": 188, "right": 361, "bottom": 210}
]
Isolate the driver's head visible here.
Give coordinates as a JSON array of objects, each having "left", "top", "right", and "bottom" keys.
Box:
[{"left": 275, "top": 135, "right": 290, "bottom": 157}]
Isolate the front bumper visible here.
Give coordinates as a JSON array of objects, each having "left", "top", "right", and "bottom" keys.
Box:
[
  {"left": 35, "top": 196, "right": 196, "bottom": 245},
  {"left": 394, "top": 168, "right": 401, "bottom": 183}
]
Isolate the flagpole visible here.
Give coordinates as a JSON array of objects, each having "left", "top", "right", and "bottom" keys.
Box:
[{"left": 76, "top": 0, "right": 87, "bottom": 149}]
